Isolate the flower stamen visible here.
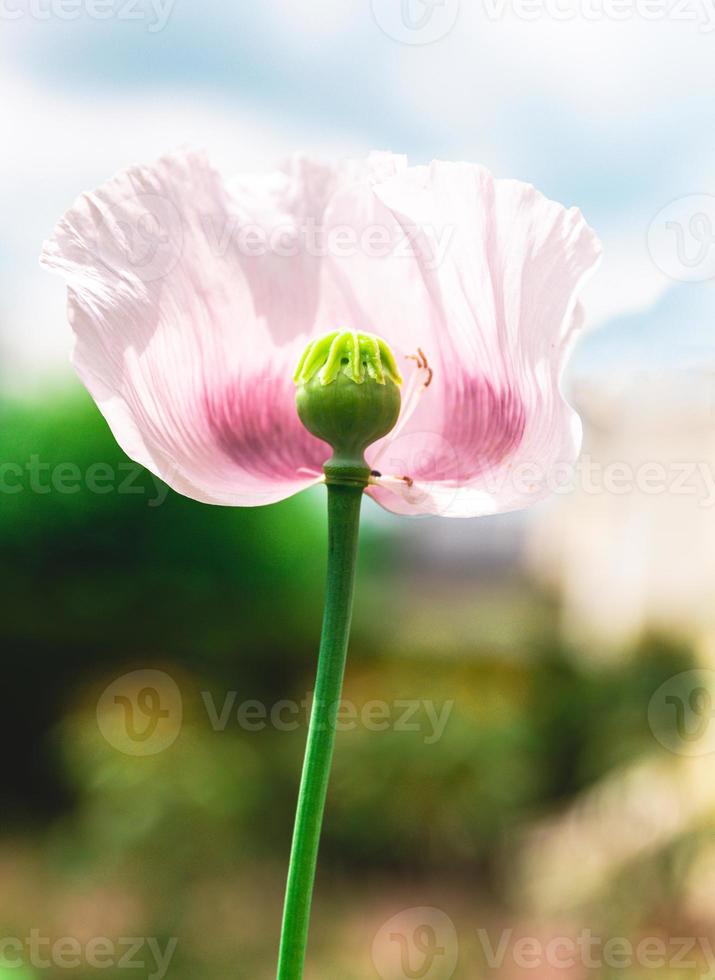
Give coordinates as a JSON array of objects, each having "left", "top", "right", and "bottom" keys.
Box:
[
  {"left": 368, "top": 473, "right": 416, "bottom": 494},
  {"left": 405, "top": 348, "right": 433, "bottom": 386},
  {"left": 369, "top": 349, "right": 433, "bottom": 472}
]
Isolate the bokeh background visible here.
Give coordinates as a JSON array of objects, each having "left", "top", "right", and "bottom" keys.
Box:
[{"left": 3, "top": 2, "right": 715, "bottom": 978}]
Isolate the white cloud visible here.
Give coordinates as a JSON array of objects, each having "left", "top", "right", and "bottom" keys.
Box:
[
  {"left": 0, "top": 66, "right": 361, "bottom": 389},
  {"left": 4, "top": 0, "right": 715, "bottom": 388},
  {"left": 394, "top": 6, "right": 715, "bottom": 122}
]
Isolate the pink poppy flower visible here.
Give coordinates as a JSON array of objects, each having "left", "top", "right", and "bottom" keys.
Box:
[{"left": 40, "top": 150, "right": 601, "bottom": 517}]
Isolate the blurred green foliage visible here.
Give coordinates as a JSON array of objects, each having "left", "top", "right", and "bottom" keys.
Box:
[{"left": 0, "top": 393, "right": 704, "bottom": 979}]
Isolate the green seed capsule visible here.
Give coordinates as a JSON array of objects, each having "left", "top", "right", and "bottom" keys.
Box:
[{"left": 294, "top": 330, "right": 402, "bottom": 486}]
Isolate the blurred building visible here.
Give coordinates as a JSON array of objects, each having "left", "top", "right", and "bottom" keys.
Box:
[{"left": 526, "top": 366, "right": 715, "bottom": 657}]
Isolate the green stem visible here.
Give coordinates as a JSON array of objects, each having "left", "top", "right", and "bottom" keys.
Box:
[{"left": 276, "top": 480, "right": 365, "bottom": 980}]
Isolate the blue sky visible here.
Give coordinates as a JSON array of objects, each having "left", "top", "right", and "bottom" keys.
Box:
[{"left": 2, "top": 0, "right": 714, "bottom": 389}]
